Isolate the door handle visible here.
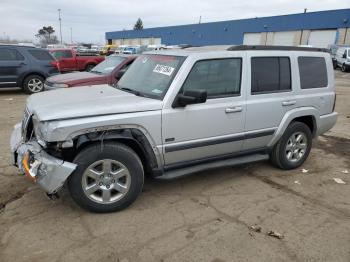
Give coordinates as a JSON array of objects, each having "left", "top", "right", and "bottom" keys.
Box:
[
  {"left": 19, "top": 62, "right": 27, "bottom": 66},
  {"left": 282, "top": 100, "right": 296, "bottom": 106},
  {"left": 225, "top": 106, "right": 242, "bottom": 113}
]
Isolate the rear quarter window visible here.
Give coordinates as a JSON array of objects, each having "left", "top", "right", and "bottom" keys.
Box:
[
  {"left": 298, "top": 57, "right": 328, "bottom": 89},
  {"left": 28, "top": 49, "right": 55, "bottom": 61}
]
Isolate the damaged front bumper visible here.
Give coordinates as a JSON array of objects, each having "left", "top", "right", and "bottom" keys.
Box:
[{"left": 10, "top": 123, "right": 77, "bottom": 194}]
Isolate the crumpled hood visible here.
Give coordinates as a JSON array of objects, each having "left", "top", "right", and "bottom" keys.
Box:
[
  {"left": 47, "top": 72, "right": 106, "bottom": 85},
  {"left": 27, "top": 85, "right": 162, "bottom": 121}
]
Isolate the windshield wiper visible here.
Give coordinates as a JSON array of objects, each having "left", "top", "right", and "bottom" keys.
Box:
[
  {"left": 89, "top": 70, "right": 102, "bottom": 74},
  {"left": 117, "top": 86, "right": 142, "bottom": 96}
]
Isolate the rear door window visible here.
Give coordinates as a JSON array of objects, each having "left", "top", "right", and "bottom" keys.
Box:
[
  {"left": 28, "top": 49, "right": 55, "bottom": 61},
  {"left": 251, "top": 57, "right": 291, "bottom": 94},
  {"left": 298, "top": 57, "right": 328, "bottom": 89},
  {"left": 0, "top": 48, "right": 24, "bottom": 61}
]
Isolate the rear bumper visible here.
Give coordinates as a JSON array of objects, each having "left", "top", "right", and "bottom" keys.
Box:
[
  {"left": 317, "top": 112, "right": 338, "bottom": 135},
  {"left": 11, "top": 123, "right": 77, "bottom": 194}
]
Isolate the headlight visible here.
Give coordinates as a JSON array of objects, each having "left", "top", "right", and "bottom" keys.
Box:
[{"left": 53, "top": 83, "right": 69, "bottom": 88}]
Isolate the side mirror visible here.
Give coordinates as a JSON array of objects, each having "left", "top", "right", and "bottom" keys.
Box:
[
  {"left": 115, "top": 69, "right": 126, "bottom": 80},
  {"left": 343, "top": 54, "right": 347, "bottom": 58},
  {"left": 173, "top": 89, "right": 207, "bottom": 108}
]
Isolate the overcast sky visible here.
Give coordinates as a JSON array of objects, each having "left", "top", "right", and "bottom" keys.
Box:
[{"left": 0, "top": 0, "right": 348, "bottom": 44}]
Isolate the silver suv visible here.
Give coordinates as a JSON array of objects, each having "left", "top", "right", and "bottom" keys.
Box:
[{"left": 11, "top": 45, "right": 338, "bottom": 212}]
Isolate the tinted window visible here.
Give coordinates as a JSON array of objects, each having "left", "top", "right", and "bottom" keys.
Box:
[
  {"left": 51, "top": 50, "right": 73, "bottom": 59},
  {"left": 298, "top": 57, "right": 328, "bottom": 89},
  {"left": 251, "top": 57, "right": 291, "bottom": 94},
  {"left": 28, "top": 50, "right": 55, "bottom": 61},
  {"left": 0, "top": 48, "right": 24, "bottom": 61},
  {"left": 182, "top": 58, "right": 241, "bottom": 98}
]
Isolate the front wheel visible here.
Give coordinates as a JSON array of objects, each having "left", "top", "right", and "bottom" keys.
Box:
[
  {"left": 68, "top": 142, "right": 144, "bottom": 213},
  {"left": 85, "top": 64, "right": 95, "bottom": 71},
  {"left": 270, "top": 122, "right": 312, "bottom": 170},
  {"left": 341, "top": 64, "right": 348, "bottom": 72}
]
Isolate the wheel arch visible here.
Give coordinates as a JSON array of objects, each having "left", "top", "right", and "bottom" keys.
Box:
[
  {"left": 19, "top": 72, "right": 46, "bottom": 88},
  {"left": 268, "top": 107, "right": 319, "bottom": 147},
  {"left": 70, "top": 128, "right": 161, "bottom": 176}
]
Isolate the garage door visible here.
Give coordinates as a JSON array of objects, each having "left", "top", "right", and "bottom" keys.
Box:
[
  {"left": 308, "top": 30, "right": 337, "bottom": 48},
  {"left": 273, "top": 31, "right": 296, "bottom": 46},
  {"left": 243, "top": 33, "right": 261, "bottom": 45},
  {"left": 152, "top": 38, "right": 161, "bottom": 45},
  {"left": 141, "top": 38, "right": 151, "bottom": 45}
]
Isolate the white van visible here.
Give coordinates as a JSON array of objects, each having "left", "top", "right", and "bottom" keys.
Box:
[{"left": 335, "top": 47, "right": 350, "bottom": 72}]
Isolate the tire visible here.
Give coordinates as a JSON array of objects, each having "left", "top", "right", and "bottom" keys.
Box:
[
  {"left": 270, "top": 121, "right": 312, "bottom": 170},
  {"left": 341, "top": 64, "right": 348, "bottom": 72},
  {"left": 68, "top": 142, "right": 144, "bottom": 213},
  {"left": 332, "top": 60, "right": 337, "bottom": 69},
  {"left": 85, "top": 64, "right": 95, "bottom": 71},
  {"left": 23, "top": 74, "right": 45, "bottom": 94}
]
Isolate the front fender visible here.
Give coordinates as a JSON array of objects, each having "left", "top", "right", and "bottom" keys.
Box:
[{"left": 268, "top": 107, "right": 319, "bottom": 147}]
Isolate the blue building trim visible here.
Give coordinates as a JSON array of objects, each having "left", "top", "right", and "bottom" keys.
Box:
[{"left": 106, "top": 8, "right": 350, "bottom": 46}]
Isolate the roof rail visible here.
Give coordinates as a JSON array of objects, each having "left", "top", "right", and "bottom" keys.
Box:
[{"left": 227, "top": 45, "right": 329, "bottom": 52}]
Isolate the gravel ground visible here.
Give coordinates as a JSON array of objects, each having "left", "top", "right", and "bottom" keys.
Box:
[{"left": 0, "top": 70, "right": 349, "bottom": 262}]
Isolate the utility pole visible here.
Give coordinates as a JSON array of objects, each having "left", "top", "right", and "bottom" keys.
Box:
[
  {"left": 70, "top": 27, "right": 73, "bottom": 44},
  {"left": 58, "top": 8, "right": 62, "bottom": 44}
]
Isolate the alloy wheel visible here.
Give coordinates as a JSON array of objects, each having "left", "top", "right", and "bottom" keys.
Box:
[
  {"left": 27, "top": 78, "right": 44, "bottom": 93},
  {"left": 81, "top": 159, "right": 131, "bottom": 204},
  {"left": 285, "top": 132, "right": 308, "bottom": 163}
]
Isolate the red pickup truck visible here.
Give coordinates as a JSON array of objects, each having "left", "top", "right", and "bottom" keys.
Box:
[{"left": 49, "top": 49, "right": 105, "bottom": 72}]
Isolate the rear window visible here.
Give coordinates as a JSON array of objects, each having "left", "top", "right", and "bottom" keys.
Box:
[
  {"left": 0, "top": 48, "right": 24, "bottom": 61},
  {"left": 251, "top": 57, "right": 291, "bottom": 94},
  {"left": 298, "top": 57, "right": 328, "bottom": 89},
  {"left": 28, "top": 49, "right": 55, "bottom": 61}
]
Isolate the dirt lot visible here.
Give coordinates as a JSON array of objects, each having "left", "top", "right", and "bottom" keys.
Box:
[{"left": 0, "top": 71, "right": 349, "bottom": 262}]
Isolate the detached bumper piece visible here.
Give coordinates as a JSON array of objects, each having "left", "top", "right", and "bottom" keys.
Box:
[{"left": 11, "top": 123, "right": 77, "bottom": 194}]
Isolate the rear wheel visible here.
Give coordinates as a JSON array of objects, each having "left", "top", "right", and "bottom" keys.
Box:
[
  {"left": 23, "top": 75, "right": 45, "bottom": 94},
  {"left": 68, "top": 142, "right": 144, "bottom": 213},
  {"left": 270, "top": 121, "right": 312, "bottom": 170}
]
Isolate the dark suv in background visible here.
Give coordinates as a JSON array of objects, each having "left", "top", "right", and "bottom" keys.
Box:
[{"left": 0, "top": 45, "right": 59, "bottom": 93}]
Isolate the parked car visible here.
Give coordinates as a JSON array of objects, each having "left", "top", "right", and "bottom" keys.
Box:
[
  {"left": 0, "top": 45, "right": 59, "bottom": 93},
  {"left": 44, "top": 55, "right": 137, "bottom": 90},
  {"left": 11, "top": 45, "right": 337, "bottom": 212},
  {"left": 49, "top": 49, "right": 105, "bottom": 72},
  {"left": 334, "top": 46, "right": 350, "bottom": 72},
  {"left": 100, "top": 44, "right": 117, "bottom": 56}
]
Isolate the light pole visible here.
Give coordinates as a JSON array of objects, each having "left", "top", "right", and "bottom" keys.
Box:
[
  {"left": 58, "top": 9, "right": 62, "bottom": 44},
  {"left": 70, "top": 27, "right": 73, "bottom": 44}
]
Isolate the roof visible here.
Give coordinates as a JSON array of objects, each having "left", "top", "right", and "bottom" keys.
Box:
[
  {"left": 106, "top": 8, "right": 350, "bottom": 46},
  {"left": 0, "top": 44, "right": 37, "bottom": 48},
  {"left": 144, "top": 45, "right": 330, "bottom": 56}
]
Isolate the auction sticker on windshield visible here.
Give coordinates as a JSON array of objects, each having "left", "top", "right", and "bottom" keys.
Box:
[{"left": 153, "top": 64, "right": 175, "bottom": 76}]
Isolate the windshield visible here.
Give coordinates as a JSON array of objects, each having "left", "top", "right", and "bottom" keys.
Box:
[
  {"left": 117, "top": 54, "right": 185, "bottom": 99},
  {"left": 90, "top": 56, "right": 126, "bottom": 74}
]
